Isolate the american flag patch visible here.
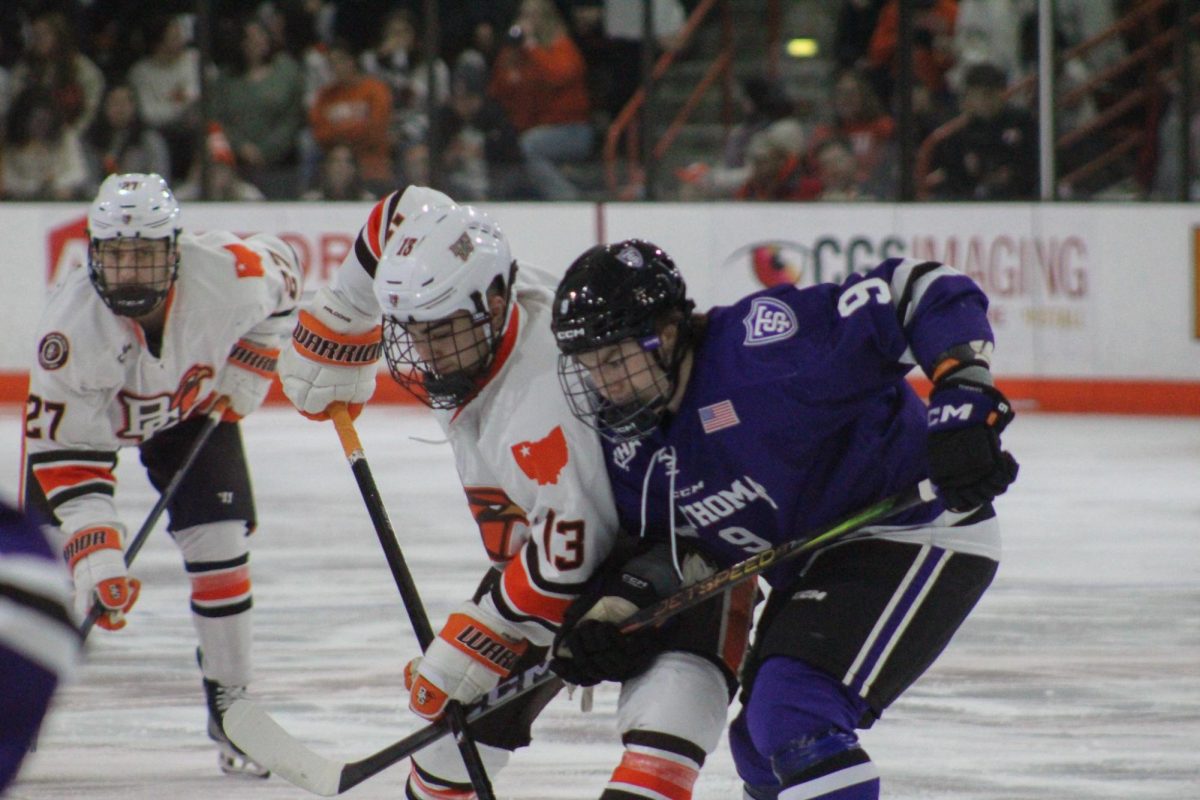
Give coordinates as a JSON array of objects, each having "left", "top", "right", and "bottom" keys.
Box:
[{"left": 698, "top": 400, "right": 739, "bottom": 433}]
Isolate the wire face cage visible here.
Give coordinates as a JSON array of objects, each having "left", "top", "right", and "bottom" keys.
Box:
[
  {"left": 88, "top": 237, "right": 178, "bottom": 317},
  {"left": 381, "top": 311, "right": 497, "bottom": 409},
  {"left": 555, "top": 339, "right": 674, "bottom": 443}
]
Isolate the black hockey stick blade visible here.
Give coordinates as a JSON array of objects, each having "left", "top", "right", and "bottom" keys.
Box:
[{"left": 225, "top": 663, "right": 562, "bottom": 796}]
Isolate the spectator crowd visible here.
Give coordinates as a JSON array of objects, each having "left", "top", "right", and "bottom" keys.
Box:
[{"left": 0, "top": 0, "right": 1187, "bottom": 203}]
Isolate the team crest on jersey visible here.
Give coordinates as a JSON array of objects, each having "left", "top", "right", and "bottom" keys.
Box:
[
  {"left": 511, "top": 426, "right": 569, "bottom": 485},
  {"left": 742, "top": 297, "right": 797, "bottom": 345},
  {"left": 450, "top": 232, "right": 475, "bottom": 262},
  {"left": 37, "top": 332, "right": 70, "bottom": 370},
  {"left": 116, "top": 363, "right": 214, "bottom": 442}
]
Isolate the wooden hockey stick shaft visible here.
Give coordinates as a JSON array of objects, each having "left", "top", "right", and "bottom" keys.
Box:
[
  {"left": 227, "top": 479, "right": 934, "bottom": 795},
  {"left": 80, "top": 397, "right": 230, "bottom": 639},
  {"left": 328, "top": 403, "right": 496, "bottom": 800}
]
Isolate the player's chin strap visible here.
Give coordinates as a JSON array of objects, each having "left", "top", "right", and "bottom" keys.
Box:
[{"left": 224, "top": 479, "right": 936, "bottom": 797}]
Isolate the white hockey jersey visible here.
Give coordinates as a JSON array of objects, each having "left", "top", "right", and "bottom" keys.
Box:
[
  {"left": 24, "top": 231, "right": 302, "bottom": 539},
  {"left": 431, "top": 268, "right": 619, "bottom": 647},
  {"left": 326, "top": 188, "right": 618, "bottom": 647}
]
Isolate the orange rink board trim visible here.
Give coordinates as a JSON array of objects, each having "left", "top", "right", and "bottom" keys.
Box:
[{"left": 2, "top": 373, "right": 1199, "bottom": 416}]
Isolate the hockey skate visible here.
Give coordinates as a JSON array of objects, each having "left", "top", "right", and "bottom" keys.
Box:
[{"left": 199, "top": 651, "right": 270, "bottom": 778}]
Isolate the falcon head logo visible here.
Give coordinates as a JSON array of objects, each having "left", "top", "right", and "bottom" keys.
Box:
[{"left": 171, "top": 364, "right": 215, "bottom": 413}]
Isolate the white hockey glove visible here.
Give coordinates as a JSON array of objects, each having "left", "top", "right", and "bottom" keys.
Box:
[
  {"left": 278, "top": 286, "right": 381, "bottom": 421},
  {"left": 214, "top": 338, "right": 279, "bottom": 421},
  {"left": 63, "top": 525, "right": 140, "bottom": 630},
  {"left": 404, "top": 601, "right": 529, "bottom": 721}
]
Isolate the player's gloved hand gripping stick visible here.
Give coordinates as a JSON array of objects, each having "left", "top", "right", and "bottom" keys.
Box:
[
  {"left": 225, "top": 479, "right": 936, "bottom": 796},
  {"left": 78, "top": 397, "right": 230, "bottom": 638},
  {"left": 322, "top": 403, "right": 496, "bottom": 800}
]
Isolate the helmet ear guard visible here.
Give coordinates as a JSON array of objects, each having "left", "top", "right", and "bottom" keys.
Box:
[
  {"left": 551, "top": 239, "right": 695, "bottom": 442},
  {"left": 86, "top": 173, "right": 182, "bottom": 317}
]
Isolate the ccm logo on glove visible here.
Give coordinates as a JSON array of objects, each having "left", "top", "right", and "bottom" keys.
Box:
[{"left": 927, "top": 393, "right": 1011, "bottom": 430}]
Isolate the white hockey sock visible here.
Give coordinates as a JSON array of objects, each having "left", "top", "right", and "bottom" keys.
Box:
[
  {"left": 175, "top": 521, "right": 253, "bottom": 686},
  {"left": 407, "top": 736, "right": 510, "bottom": 799}
]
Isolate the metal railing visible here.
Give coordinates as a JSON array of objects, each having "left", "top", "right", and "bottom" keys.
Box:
[
  {"left": 601, "top": 0, "right": 735, "bottom": 198},
  {"left": 915, "top": 0, "right": 1196, "bottom": 200}
]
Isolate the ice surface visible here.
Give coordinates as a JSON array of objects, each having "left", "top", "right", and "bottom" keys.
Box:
[{"left": 2, "top": 407, "right": 1197, "bottom": 799}]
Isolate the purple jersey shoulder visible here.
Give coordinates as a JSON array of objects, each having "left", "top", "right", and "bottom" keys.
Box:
[{"left": 602, "top": 261, "right": 991, "bottom": 586}]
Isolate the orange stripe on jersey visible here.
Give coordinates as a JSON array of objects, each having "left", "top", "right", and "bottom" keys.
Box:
[
  {"left": 609, "top": 750, "right": 699, "bottom": 800},
  {"left": 439, "top": 612, "right": 528, "bottom": 675},
  {"left": 190, "top": 566, "right": 252, "bottom": 603},
  {"left": 720, "top": 579, "right": 757, "bottom": 676},
  {"left": 500, "top": 548, "right": 572, "bottom": 624},
  {"left": 33, "top": 462, "right": 117, "bottom": 498}
]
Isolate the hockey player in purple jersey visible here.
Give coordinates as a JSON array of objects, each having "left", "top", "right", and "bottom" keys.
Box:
[
  {"left": 0, "top": 499, "right": 79, "bottom": 792},
  {"left": 549, "top": 240, "right": 1017, "bottom": 800}
]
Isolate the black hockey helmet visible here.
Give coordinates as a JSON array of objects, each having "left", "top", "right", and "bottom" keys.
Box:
[
  {"left": 552, "top": 240, "right": 695, "bottom": 441},
  {"left": 552, "top": 240, "right": 691, "bottom": 354}
]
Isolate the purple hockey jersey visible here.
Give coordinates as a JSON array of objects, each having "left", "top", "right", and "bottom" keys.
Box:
[
  {"left": 0, "top": 500, "right": 79, "bottom": 791},
  {"left": 601, "top": 258, "right": 994, "bottom": 588}
]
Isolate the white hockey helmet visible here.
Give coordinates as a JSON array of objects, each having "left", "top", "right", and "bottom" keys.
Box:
[
  {"left": 374, "top": 204, "right": 517, "bottom": 408},
  {"left": 393, "top": 184, "right": 456, "bottom": 226},
  {"left": 87, "top": 173, "right": 183, "bottom": 316},
  {"left": 374, "top": 204, "right": 513, "bottom": 322}
]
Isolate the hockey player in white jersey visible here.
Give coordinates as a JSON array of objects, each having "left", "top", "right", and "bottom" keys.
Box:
[
  {"left": 22, "top": 173, "right": 302, "bottom": 778},
  {"left": 278, "top": 189, "right": 751, "bottom": 799}
]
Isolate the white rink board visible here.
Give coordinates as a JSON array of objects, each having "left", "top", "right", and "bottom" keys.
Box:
[
  {"left": 3, "top": 201, "right": 1200, "bottom": 381},
  {"left": 603, "top": 202, "right": 1200, "bottom": 379}
]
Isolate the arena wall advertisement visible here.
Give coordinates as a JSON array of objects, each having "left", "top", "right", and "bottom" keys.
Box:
[{"left": 3, "top": 201, "right": 1198, "bottom": 415}]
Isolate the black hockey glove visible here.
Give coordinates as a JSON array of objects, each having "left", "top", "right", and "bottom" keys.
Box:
[
  {"left": 926, "top": 378, "right": 1019, "bottom": 511},
  {"left": 550, "top": 538, "right": 684, "bottom": 687},
  {"left": 551, "top": 619, "right": 659, "bottom": 687}
]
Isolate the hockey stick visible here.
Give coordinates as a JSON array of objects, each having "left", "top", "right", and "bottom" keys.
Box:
[
  {"left": 615, "top": 478, "right": 937, "bottom": 634},
  {"left": 226, "top": 661, "right": 557, "bottom": 796},
  {"left": 325, "top": 403, "right": 496, "bottom": 799},
  {"left": 79, "top": 397, "right": 229, "bottom": 639},
  {"left": 226, "top": 479, "right": 934, "bottom": 796}
]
